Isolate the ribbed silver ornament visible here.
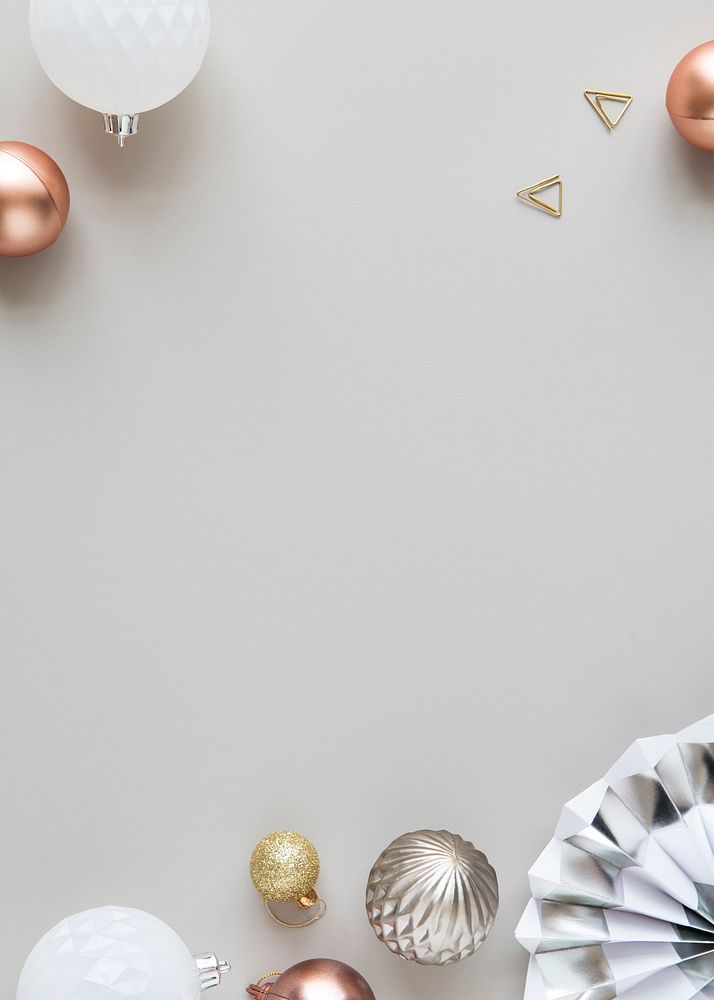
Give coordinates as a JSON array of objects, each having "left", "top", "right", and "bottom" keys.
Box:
[{"left": 366, "top": 829, "right": 499, "bottom": 966}]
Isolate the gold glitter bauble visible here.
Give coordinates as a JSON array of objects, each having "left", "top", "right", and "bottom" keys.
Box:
[{"left": 250, "top": 831, "right": 320, "bottom": 903}]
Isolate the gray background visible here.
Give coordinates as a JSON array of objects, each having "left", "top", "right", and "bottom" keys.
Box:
[{"left": 2, "top": 1, "right": 714, "bottom": 998}]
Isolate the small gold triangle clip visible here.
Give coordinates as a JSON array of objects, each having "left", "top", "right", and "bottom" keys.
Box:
[
  {"left": 516, "top": 174, "right": 562, "bottom": 218},
  {"left": 584, "top": 90, "right": 633, "bottom": 131}
]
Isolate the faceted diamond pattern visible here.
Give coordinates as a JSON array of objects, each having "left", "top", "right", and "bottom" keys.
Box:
[
  {"left": 30, "top": 0, "right": 210, "bottom": 114},
  {"left": 17, "top": 907, "right": 201, "bottom": 1000},
  {"left": 366, "top": 830, "right": 499, "bottom": 966}
]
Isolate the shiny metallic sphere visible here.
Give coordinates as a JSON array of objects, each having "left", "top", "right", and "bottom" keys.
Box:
[
  {"left": 667, "top": 40, "right": 714, "bottom": 151},
  {"left": 255, "top": 960, "right": 375, "bottom": 1000},
  {"left": 366, "top": 829, "right": 499, "bottom": 966},
  {"left": 0, "top": 142, "right": 69, "bottom": 257}
]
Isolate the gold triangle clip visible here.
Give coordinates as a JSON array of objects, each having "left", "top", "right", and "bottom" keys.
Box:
[
  {"left": 584, "top": 90, "right": 633, "bottom": 131},
  {"left": 516, "top": 174, "right": 562, "bottom": 218}
]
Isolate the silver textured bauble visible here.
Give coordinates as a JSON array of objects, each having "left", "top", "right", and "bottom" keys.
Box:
[{"left": 365, "top": 829, "right": 499, "bottom": 966}]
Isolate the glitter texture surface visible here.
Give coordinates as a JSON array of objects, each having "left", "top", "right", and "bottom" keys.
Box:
[{"left": 249, "top": 831, "right": 320, "bottom": 902}]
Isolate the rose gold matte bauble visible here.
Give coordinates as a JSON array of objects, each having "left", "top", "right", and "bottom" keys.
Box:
[
  {"left": 667, "top": 40, "right": 714, "bottom": 151},
  {"left": 0, "top": 142, "right": 70, "bottom": 257},
  {"left": 249, "top": 960, "right": 376, "bottom": 1000}
]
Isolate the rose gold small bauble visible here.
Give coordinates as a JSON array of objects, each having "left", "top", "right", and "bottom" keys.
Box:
[
  {"left": 667, "top": 40, "right": 714, "bottom": 151},
  {"left": 247, "top": 960, "right": 376, "bottom": 1000},
  {"left": 0, "top": 142, "right": 70, "bottom": 257}
]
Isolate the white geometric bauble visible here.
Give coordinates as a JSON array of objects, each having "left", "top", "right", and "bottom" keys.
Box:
[
  {"left": 29, "top": 0, "right": 211, "bottom": 145},
  {"left": 516, "top": 715, "right": 714, "bottom": 1000},
  {"left": 17, "top": 907, "right": 229, "bottom": 1000}
]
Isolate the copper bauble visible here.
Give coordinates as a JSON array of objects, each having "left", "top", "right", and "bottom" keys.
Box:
[
  {"left": 248, "top": 960, "right": 375, "bottom": 1000},
  {"left": 667, "top": 41, "right": 714, "bottom": 151},
  {"left": 0, "top": 142, "right": 70, "bottom": 257}
]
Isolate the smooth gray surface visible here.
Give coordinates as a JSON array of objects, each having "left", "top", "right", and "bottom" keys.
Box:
[{"left": 2, "top": 2, "right": 714, "bottom": 999}]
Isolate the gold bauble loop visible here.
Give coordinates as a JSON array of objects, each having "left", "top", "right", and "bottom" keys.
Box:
[
  {"left": 250, "top": 831, "right": 320, "bottom": 903},
  {"left": 264, "top": 895, "right": 326, "bottom": 928}
]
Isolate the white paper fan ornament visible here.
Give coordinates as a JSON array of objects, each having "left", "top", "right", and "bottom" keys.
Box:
[{"left": 516, "top": 714, "right": 714, "bottom": 1000}]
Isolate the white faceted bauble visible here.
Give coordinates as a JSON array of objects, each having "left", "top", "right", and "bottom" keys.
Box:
[
  {"left": 17, "top": 906, "right": 202, "bottom": 1000},
  {"left": 366, "top": 829, "right": 499, "bottom": 966},
  {"left": 29, "top": 0, "right": 210, "bottom": 116}
]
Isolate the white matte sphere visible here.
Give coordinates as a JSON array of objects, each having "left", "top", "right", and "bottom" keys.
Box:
[
  {"left": 17, "top": 906, "right": 201, "bottom": 1000},
  {"left": 29, "top": 0, "right": 210, "bottom": 115}
]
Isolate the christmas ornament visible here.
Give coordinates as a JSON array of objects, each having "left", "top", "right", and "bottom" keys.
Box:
[
  {"left": 0, "top": 142, "right": 69, "bottom": 257},
  {"left": 250, "top": 831, "right": 326, "bottom": 927},
  {"left": 246, "top": 960, "right": 375, "bottom": 1000},
  {"left": 365, "top": 829, "right": 499, "bottom": 966},
  {"left": 516, "top": 714, "right": 714, "bottom": 1000},
  {"left": 29, "top": 0, "right": 211, "bottom": 146},
  {"left": 667, "top": 41, "right": 714, "bottom": 151},
  {"left": 17, "top": 906, "right": 230, "bottom": 1000}
]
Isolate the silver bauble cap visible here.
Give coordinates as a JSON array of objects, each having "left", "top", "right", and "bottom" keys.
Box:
[{"left": 366, "top": 829, "right": 499, "bottom": 966}]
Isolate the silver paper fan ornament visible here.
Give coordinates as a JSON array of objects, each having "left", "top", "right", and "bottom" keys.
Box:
[
  {"left": 365, "top": 828, "right": 499, "bottom": 966},
  {"left": 516, "top": 714, "right": 714, "bottom": 1000}
]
